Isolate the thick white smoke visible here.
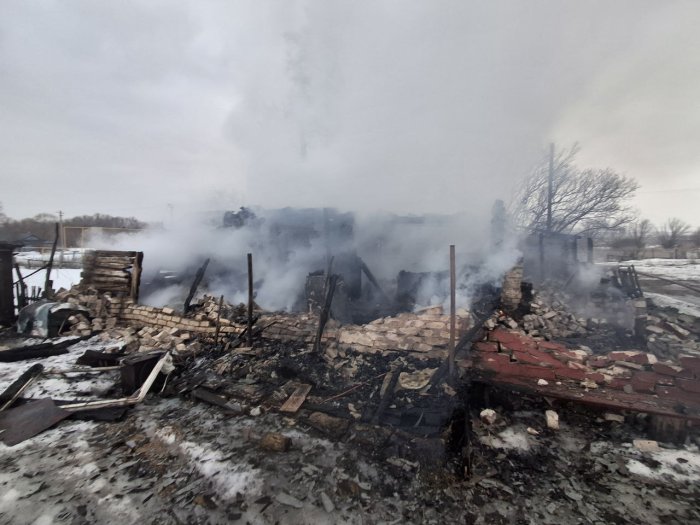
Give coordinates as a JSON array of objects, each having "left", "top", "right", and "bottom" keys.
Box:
[{"left": 91, "top": 205, "right": 521, "bottom": 312}]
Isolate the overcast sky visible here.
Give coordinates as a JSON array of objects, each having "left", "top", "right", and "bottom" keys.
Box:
[{"left": 2, "top": 1, "right": 699, "bottom": 227}]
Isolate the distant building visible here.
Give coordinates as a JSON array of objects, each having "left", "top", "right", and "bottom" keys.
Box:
[{"left": 13, "top": 233, "right": 52, "bottom": 250}]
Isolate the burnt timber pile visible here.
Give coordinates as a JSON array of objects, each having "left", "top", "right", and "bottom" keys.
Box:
[{"left": 81, "top": 250, "right": 143, "bottom": 301}]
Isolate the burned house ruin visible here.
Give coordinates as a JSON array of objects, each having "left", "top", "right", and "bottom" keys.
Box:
[{"left": 1, "top": 213, "right": 699, "bottom": 524}]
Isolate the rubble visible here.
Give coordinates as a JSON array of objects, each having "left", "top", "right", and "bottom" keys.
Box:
[
  {"left": 1, "top": 249, "right": 699, "bottom": 523},
  {"left": 545, "top": 410, "right": 559, "bottom": 430},
  {"left": 480, "top": 408, "right": 498, "bottom": 425}
]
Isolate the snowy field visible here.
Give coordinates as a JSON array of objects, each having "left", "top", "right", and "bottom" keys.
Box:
[
  {"left": 18, "top": 268, "right": 82, "bottom": 294},
  {"left": 620, "top": 258, "right": 700, "bottom": 282},
  {"left": 616, "top": 258, "right": 700, "bottom": 313},
  {"left": 14, "top": 249, "right": 85, "bottom": 268}
]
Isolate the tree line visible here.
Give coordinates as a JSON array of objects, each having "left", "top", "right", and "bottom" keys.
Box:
[{"left": 0, "top": 204, "right": 146, "bottom": 247}]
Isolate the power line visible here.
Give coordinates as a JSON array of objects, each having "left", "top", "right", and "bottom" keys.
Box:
[{"left": 637, "top": 187, "right": 700, "bottom": 194}]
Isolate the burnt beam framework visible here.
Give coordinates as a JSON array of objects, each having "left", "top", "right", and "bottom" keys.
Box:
[{"left": 0, "top": 242, "right": 22, "bottom": 325}]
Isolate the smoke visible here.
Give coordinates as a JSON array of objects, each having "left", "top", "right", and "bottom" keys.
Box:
[{"left": 91, "top": 205, "right": 521, "bottom": 312}]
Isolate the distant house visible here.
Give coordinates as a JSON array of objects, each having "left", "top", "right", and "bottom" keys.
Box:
[{"left": 13, "top": 233, "right": 53, "bottom": 250}]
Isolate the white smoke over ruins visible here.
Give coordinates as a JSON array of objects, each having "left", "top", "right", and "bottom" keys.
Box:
[{"left": 92, "top": 206, "right": 521, "bottom": 314}]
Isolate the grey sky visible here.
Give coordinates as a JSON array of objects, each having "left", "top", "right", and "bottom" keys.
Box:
[{"left": 2, "top": 1, "right": 699, "bottom": 227}]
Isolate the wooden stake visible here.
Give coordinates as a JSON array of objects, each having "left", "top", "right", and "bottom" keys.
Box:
[
  {"left": 214, "top": 294, "right": 224, "bottom": 345},
  {"left": 14, "top": 264, "right": 27, "bottom": 309},
  {"left": 43, "top": 222, "right": 59, "bottom": 299},
  {"left": 247, "top": 253, "right": 253, "bottom": 347},
  {"left": 130, "top": 252, "right": 143, "bottom": 303},
  {"left": 448, "top": 244, "right": 456, "bottom": 379},
  {"left": 313, "top": 274, "right": 337, "bottom": 353},
  {"left": 184, "top": 258, "right": 210, "bottom": 313}
]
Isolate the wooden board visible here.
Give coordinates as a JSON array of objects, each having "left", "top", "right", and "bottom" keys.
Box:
[{"left": 279, "top": 384, "right": 312, "bottom": 413}]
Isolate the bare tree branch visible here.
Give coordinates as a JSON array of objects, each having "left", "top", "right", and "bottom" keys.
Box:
[{"left": 510, "top": 144, "right": 638, "bottom": 235}]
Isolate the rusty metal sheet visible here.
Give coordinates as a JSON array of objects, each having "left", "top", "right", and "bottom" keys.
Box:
[{"left": 0, "top": 398, "right": 70, "bottom": 446}]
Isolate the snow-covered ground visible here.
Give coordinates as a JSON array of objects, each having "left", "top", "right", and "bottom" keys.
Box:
[
  {"left": 14, "top": 249, "right": 85, "bottom": 267},
  {"left": 19, "top": 268, "right": 82, "bottom": 294},
  {"left": 0, "top": 336, "right": 122, "bottom": 400},
  {"left": 644, "top": 292, "right": 700, "bottom": 318},
  {"left": 613, "top": 258, "right": 700, "bottom": 313},
  {"left": 620, "top": 258, "right": 700, "bottom": 282}
]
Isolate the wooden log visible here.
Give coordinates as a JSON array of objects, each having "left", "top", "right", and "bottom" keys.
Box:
[
  {"left": 214, "top": 295, "right": 224, "bottom": 345},
  {"left": 259, "top": 432, "right": 292, "bottom": 452},
  {"left": 83, "top": 256, "right": 134, "bottom": 265},
  {"left": 307, "top": 411, "right": 350, "bottom": 438},
  {"left": 280, "top": 384, "right": 312, "bottom": 413},
  {"left": 360, "top": 259, "right": 390, "bottom": 302},
  {"left": 130, "top": 251, "right": 143, "bottom": 302},
  {"left": 90, "top": 250, "right": 138, "bottom": 257},
  {"left": 80, "top": 271, "right": 131, "bottom": 281},
  {"left": 14, "top": 264, "right": 27, "bottom": 309},
  {"left": 191, "top": 387, "right": 242, "bottom": 415},
  {"left": 0, "top": 364, "right": 44, "bottom": 411},
  {"left": 371, "top": 366, "right": 401, "bottom": 424},
  {"left": 184, "top": 258, "right": 210, "bottom": 313},
  {"left": 313, "top": 260, "right": 337, "bottom": 353},
  {"left": 0, "top": 336, "right": 91, "bottom": 363}
]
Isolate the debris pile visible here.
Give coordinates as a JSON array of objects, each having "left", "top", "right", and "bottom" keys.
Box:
[{"left": 643, "top": 301, "right": 700, "bottom": 360}]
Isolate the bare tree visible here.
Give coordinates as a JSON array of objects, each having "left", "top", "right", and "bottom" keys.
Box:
[
  {"left": 630, "top": 218, "right": 654, "bottom": 256},
  {"left": 511, "top": 144, "right": 639, "bottom": 235},
  {"left": 658, "top": 217, "right": 691, "bottom": 249}
]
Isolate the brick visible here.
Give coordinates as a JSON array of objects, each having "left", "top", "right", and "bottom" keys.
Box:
[
  {"left": 656, "top": 375, "right": 675, "bottom": 386},
  {"left": 502, "top": 338, "right": 538, "bottom": 354},
  {"left": 652, "top": 363, "right": 685, "bottom": 376},
  {"left": 502, "top": 364, "right": 557, "bottom": 381},
  {"left": 537, "top": 340, "right": 568, "bottom": 353},
  {"left": 631, "top": 372, "right": 657, "bottom": 394},
  {"left": 474, "top": 341, "right": 498, "bottom": 352},
  {"left": 676, "top": 378, "right": 700, "bottom": 394},
  {"left": 656, "top": 385, "right": 700, "bottom": 406},
  {"left": 589, "top": 356, "right": 611, "bottom": 368},
  {"left": 479, "top": 352, "right": 512, "bottom": 371},
  {"left": 608, "top": 350, "right": 657, "bottom": 365},
  {"left": 489, "top": 329, "right": 523, "bottom": 347},
  {"left": 679, "top": 356, "right": 700, "bottom": 374},
  {"left": 555, "top": 368, "right": 587, "bottom": 381},
  {"left": 519, "top": 349, "right": 563, "bottom": 368},
  {"left": 605, "top": 377, "right": 631, "bottom": 391},
  {"left": 585, "top": 372, "right": 606, "bottom": 384}
]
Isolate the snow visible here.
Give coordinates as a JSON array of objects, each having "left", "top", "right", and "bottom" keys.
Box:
[
  {"left": 20, "top": 267, "right": 83, "bottom": 294},
  {"left": 620, "top": 258, "right": 700, "bottom": 281},
  {"left": 626, "top": 446, "right": 700, "bottom": 482},
  {"left": 0, "top": 336, "right": 122, "bottom": 401},
  {"left": 645, "top": 292, "right": 700, "bottom": 317},
  {"left": 14, "top": 249, "right": 85, "bottom": 266},
  {"left": 480, "top": 426, "right": 534, "bottom": 452},
  {"left": 152, "top": 425, "right": 263, "bottom": 499}
]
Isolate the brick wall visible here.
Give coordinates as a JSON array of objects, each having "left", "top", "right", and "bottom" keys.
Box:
[{"left": 262, "top": 306, "right": 470, "bottom": 357}]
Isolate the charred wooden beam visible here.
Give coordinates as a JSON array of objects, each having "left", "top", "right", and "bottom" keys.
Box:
[
  {"left": 313, "top": 274, "right": 337, "bottom": 353},
  {"left": 184, "top": 258, "right": 210, "bottom": 313},
  {"left": 43, "top": 222, "right": 59, "bottom": 299},
  {"left": 0, "top": 364, "right": 44, "bottom": 411}
]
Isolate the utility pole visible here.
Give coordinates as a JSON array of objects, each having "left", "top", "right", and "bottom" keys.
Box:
[
  {"left": 547, "top": 143, "right": 554, "bottom": 233},
  {"left": 58, "top": 210, "right": 64, "bottom": 268}
]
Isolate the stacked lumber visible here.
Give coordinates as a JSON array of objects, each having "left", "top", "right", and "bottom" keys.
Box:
[{"left": 81, "top": 250, "right": 143, "bottom": 301}]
